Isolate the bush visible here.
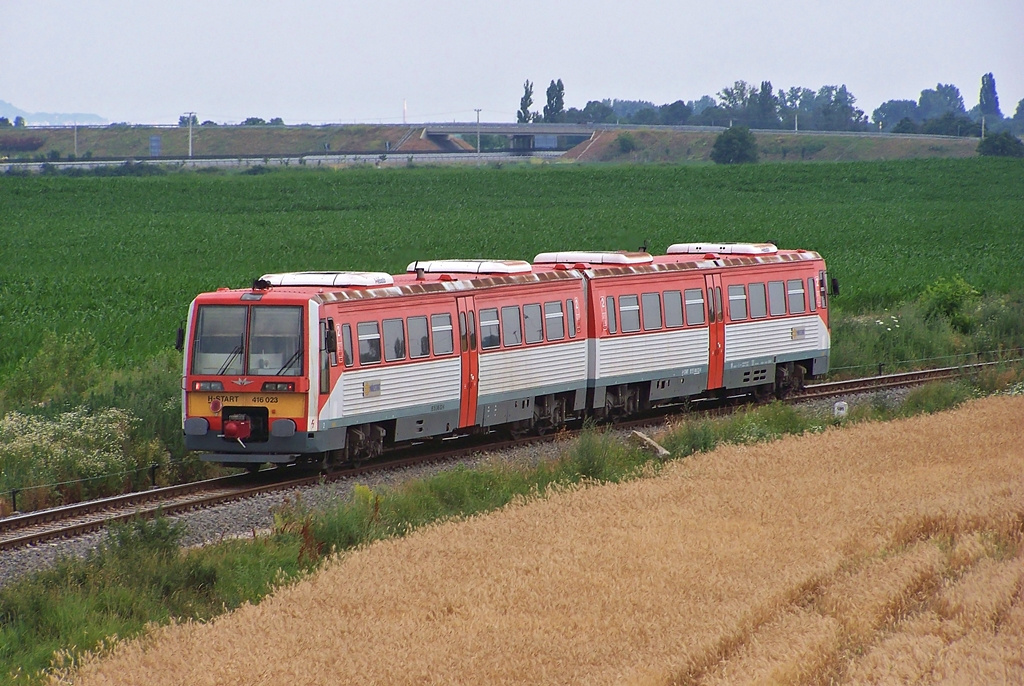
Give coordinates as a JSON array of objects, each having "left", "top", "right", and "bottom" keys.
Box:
[
  {"left": 617, "top": 133, "right": 638, "bottom": 154},
  {"left": 710, "top": 126, "right": 758, "bottom": 164},
  {"left": 920, "top": 275, "right": 980, "bottom": 334},
  {"left": 977, "top": 131, "right": 1024, "bottom": 157}
]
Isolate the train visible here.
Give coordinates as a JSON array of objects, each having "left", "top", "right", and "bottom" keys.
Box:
[{"left": 177, "top": 243, "right": 835, "bottom": 469}]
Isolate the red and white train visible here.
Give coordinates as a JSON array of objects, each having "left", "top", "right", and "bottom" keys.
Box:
[{"left": 178, "top": 243, "right": 834, "bottom": 469}]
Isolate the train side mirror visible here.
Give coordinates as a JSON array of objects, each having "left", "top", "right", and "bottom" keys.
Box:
[
  {"left": 830, "top": 277, "right": 840, "bottom": 296},
  {"left": 175, "top": 326, "right": 185, "bottom": 352}
]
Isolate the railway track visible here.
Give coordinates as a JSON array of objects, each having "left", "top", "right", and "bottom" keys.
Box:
[{"left": 1, "top": 360, "right": 1016, "bottom": 552}]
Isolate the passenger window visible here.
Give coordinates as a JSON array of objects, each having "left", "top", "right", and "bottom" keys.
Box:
[
  {"left": 501, "top": 306, "right": 522, "bottom": 346},
  {"left": 728, "top": 285, "right": 748, "bottom": 320},
  {"left": 341, "top": 323, "right": 353, "bottom": 367},
  {"left": 664, "top": 290, "right": 683, "bottom": 328},
  {"left": 544, "top": 301, "right": 565, "bottom": 341},
  {"left": 606, "top": 296, "right": 617, "bottom": 334},
  {"left": 479, "top": 308, "right": 501, "bottom": 349},
  {"left": 357, "top": 321, "right": 381, "bottom": 365},
  {"left": 768, "top": 281, "right": 786, "bottom": 316},
  {"left": 566, "top": 299, "right": 577, "bottom": 338},
  {"left": 431, "top": 313, "right": 454, "bottom": 355},
  {"left": 641, "top": 292, "right": 662, "bottom": 331},
  {"left": 788, "top": 279, "right": 806, "bottom": 314},
  {"left": 748, "top": 283, "right": 767, "bottom": 319},
  {"left": 408, "top": 316, "right": 430, "bottom": 358},
  {"left": 684, "top": 289, "right": 705, "bottom": 325},
  {"left": 383, "top": 318, "right": 406, "bottom": 362},
  {"left": 619, "top": 295, "right": 640, "bottom": 332},
  {"left": 808, "top": 277, "right": 818, "bottom": 312},
  {"left": 458, "top": 312, "right": 468, "bottom": 353},
  {"left": 524, "top": 304, "right": 544, "bottom": 343}
]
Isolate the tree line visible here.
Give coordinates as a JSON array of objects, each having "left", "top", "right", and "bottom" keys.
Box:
[{"left": 517, "top": 73, "right": 1024, "bottom": 137}]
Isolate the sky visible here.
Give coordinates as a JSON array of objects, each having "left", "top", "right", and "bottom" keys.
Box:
[{"left": 2, "top": 0, "right": 1022, "bottom": 126}]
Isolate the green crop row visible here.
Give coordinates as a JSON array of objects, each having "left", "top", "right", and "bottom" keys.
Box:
[{"left": 1, "top": 158, "right": 1022, "bottom": 378}]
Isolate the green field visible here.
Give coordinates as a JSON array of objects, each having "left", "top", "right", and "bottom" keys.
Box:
[{"left": 2, "top": 158, "right": 1022, "bottom": 376}]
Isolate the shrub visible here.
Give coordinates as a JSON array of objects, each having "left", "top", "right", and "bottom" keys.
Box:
[
  {"left": 977, "top": 131, "right": 1024, "bottom": 157},
  {"left": 920, "top": 275, "right": 980, "bottom": 334},
  {"left": 710, "top": 126, "right": 758, "bottom": 164},
  {"left": 617, "top": 132, "right": 638, "bottom": 153}
]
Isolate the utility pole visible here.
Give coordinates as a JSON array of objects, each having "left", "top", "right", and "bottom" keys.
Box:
[
  {"left": 475, "top": 108, "right": 482, "bottom": 166},
  {"left": 184, "top": 112, "right": 195, "bottom": 157}
]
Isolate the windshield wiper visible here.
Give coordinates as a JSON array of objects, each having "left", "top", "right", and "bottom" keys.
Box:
[
  {"left": 276, "top": 348, "right": 302, "bottom": 375},
  {"left": 217, "top": 342, "right": 243, "bottom": 375}
]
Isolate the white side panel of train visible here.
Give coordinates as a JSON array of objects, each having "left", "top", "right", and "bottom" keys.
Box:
[
  {"left": 592, "top": 328, "right": 710, "bottom": 380},
  {"left": 724, "top": 315, "right": 830, "bottom": 363},
  {"left": 478, "top": 340, "right": 587, "bottom": 397},
  {"left": 318, "top": 358, "right": 462, "bottom": 423}
]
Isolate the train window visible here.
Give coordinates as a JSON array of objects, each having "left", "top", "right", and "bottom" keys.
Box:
[
  {"left": 357, "top": 321, "right": 381, "bottom": 365},
  {"left": 748, "top": 283, "right": 767, "bottom": 319},
  {"left": 606, "top": 296, "right": 617, "bottom": 334},
  {"left": 706, "top": 288, "right": 716, "bottom": 322},
  {"left": 808, "top": 277, "right": 818, "bottom": 312},
  {"left": 664, "top": 290, "right": 683, "bottom": 328},
  {"left": 458, "top": 312, "right": 468, "bottom": 353},
  {"left": 249, "top": 306, "right": 303, "bottom": 376},
  {"left": 468, "top": 311, "right": 477, "bottom": 350},
  {"left": 715, "top": 287, "right": 723, "bottom": 323},
  {"left": 728, "top": 285, "right": 747, "bottom": 320},
  {"left": 787, "top": 280, "right": 806, "bottom": 314},
  {"left": 819, "top": 270, "right": 828, "bottom": 308},
  {"left": 501, "top": 306, "right": 522, "bottom": 346},
  {"left": 431, "top": 313, "right": 454, "bottom": 355},
  {"left": 641, "top": 293, "right": 662, "bottom": 331},
  {"left": 684, "top": 289, "right": 705, "bottom": 325},
  {"left": 479, "top": 308, "right": 501, "bottom": 349},
  {"left": 768, "top": 281, "right": 786, "bottom": 316},
  {"left": 524, "top": 304, "right": 544, "bottom": 343},
  {"left": 567, "top": 299, "right": 577, "bottom": 338},
  {"left": 383, "top": 318, "right": 406, "bottom": 362},
  {"left": 192, "top": 305, "right": 247, "bottom": 375},
  {"left": 544, "top": 301, "right": 565, "bottom": 341},
  {"left": 407, "top": 316, "right": 430, "bottom": 358},
  {"left": 341, "top": 323, "right": 353, "bottom": 366},
  {"left": 619, "top": 295, "right": 640, "bottom": 332}
]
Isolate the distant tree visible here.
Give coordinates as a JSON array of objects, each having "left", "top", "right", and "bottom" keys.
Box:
[
  {"left": 749, "top": 81, "right": 780, "bottom": 128},
  {"left": 978, "top": 73, "right": 1002, "bottom": 120},
  {"left": 710, "top": 125, "right": 758, "bottom": 164},
  {"left": 659, "top": 100, "right": 692, "bottom": 125},
  {"left": 629, "top": 107, "right": 660, "bottom": 125},
  {"left": 812, "top": 85, "right": 867, "bottom": 131},
  {"left": 617, "top": 132, "right": 638, "bottom": 154},
  {"left": 14, "top": 116, "right": 25, "bottom": 127},
  {"left": 1012, "top": 99, "right": 1024, "bottom": 135},
  {"left": 891, "top": 117, "right": 920, "bottom": 134},
  {"left": 977, "top": 130, "right": 1024, "bottom": 157},
  {"left": 688, "top": 95, "right": 716, "bottom": 116},
  {"left": 872, "top": 100, "right": 919, "bottom": 131},
  {"left": 200, "top": 120, "right": 218, "bottom": 126},
  {"left": 241, "top": 117, "right": 266, "bottom": 126},
  {"left": 268, "top": 117, "right": 284, "bottom": 125},
  {"left": 608, "top": 99, "right": 656, "bottom": 119},
  {"left": 778, "top": 87, "right": 815, "bottom": 129},
  {"left": 918, "top": 84, "right": 965, "bottom": 120},
  {"left": 921, "top": 112, "right": 980, "bottom": 137},
  {"left": 0, "top": 116, "right": 10, "bottom": 127},
  {"left": 517, "top": 80, "right": 534, "bottom": 124},
  {"left": 693, "top": 104, "right": 729, "bottom": 126},
  {"left": 178, "top": 114, "right": 198, "bottom": 127},
  {"left": 718, "top": 80, "right": 755, "bottom": 113},
  {"left": 542, "top": 79, "right": 565, "bottom": 123},
  {"left": 581, "top": 100, "right": 615, "bottom": 123}
]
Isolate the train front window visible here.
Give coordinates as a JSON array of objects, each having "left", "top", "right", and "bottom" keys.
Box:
[
  {"left": 192, "top": 305, "right": 303, "bottom": 376},
  {"left": 192, "top": 305, "right": 247, "bottom": 375},
  {"left": 249, "top": 306, "right": 303, "bottom": 375}
]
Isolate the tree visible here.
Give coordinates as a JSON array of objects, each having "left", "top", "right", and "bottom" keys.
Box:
[
  {"left": 688, "top": 95, "right": 716, "bottom": 116},
  {"left": 978, "top": 73, "right": 1002, "bottom": 119},
  {"left": 749, "top": 81, "right": 780, "bottom": 128},
  {"left": 14, "top": 116, "right": 25, "bottom": 127},
  {"left": 241, "top": 117, "right": 266, "bottom": 126},
  {"left": 543, "top": 79, "right": 565, "bottom": 123},
  {"left": 918, "top": 84, "right": 965, "bottom": 120},
  {"left": 977, "top": 130, "right": 1024, "bottom": 157},
  {"left": 517, "top": 80, "right": 534, "bottom": 124},
  {"left": 0, "top": 116, "right": 10, "bottom": 128},
  {"left": 1012, "top": 99, "right": 1024, "bottom": 135},
  {"left": 710, "top": 126, "right": 758, "bottom": 164},
  {"left": 812, "top": 85, "right": 867, "bottom": 131},
  {"left": 178, "top": 114, "right": 198, "bottom": 127},
  {"left": 268, "top": 117, "right": 284, "bottom": 125},
  {"left": 629, "top": 108, "right": 660, "bottom": 125},
  {"left": 659, "top": 100, "right": 692, "bottom": 125},
  {"left": 921, "top": 112, "right": 980, "bottom": 137},
  {"left": 891, "top": 117, "right": 920, "bottom": 134},
  {"left": 872, "top": 100, "right": 919, "bottom": 131}
]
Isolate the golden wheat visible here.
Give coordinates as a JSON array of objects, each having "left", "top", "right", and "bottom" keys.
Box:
[{"left": 55, "top": 396, "right": 1024, "bottom": 685}]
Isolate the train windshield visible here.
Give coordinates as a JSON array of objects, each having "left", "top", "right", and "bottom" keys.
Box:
[{"left": 192, "top": 305, "right": 303, "bottom": 376}]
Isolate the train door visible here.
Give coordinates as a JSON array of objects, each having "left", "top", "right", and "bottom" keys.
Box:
[
  {"left": 704, "top": 273, "right": 725, "bottom": 389},
  {"left": 456, "top": 296, "right": 479, "bottom": 428}
]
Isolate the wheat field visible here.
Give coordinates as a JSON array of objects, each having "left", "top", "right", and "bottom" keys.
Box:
[{"left": 56, "top": 396, "right": 1024, "bottom": 685}]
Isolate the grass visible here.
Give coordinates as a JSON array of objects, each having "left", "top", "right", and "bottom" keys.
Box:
[{"left": 4, "top": 372, "right": 1020, "bottom": 683}]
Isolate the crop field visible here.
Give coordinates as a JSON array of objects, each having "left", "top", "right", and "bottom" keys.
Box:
[
  {"left": 1, "top": 158, "right": 1021, "bottom": 377},
  {"left": 58, "top": 395, "right": 1024, "bottom": 685}
]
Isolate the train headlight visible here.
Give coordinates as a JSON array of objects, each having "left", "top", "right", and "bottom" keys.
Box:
[
  {"left": 261, "top": 381, "right": 295, "bottom": 392},
  {"left": 193, "top": 381, "right": 224, "bottom": 391}
]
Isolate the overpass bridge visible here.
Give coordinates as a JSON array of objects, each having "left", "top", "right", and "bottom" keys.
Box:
[{"left": 420, "top": 122, "right": 599, "bottom": 150}]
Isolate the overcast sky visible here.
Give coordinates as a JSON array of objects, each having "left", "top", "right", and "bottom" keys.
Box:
[{"left": 2, "top": 0, "right": 1022, "bottom": 125}]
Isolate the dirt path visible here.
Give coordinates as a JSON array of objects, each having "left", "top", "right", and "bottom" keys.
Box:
[{"left": 60, "top": 396, "right": 1024, "bottom": 685}]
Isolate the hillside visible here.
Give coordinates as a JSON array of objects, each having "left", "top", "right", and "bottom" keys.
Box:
[
  {"left": 0, "top": 123, "right": 978, "bottom": 163},
  {"left": 59, "top": 395, "right": 1024, "bottom": 684}
]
